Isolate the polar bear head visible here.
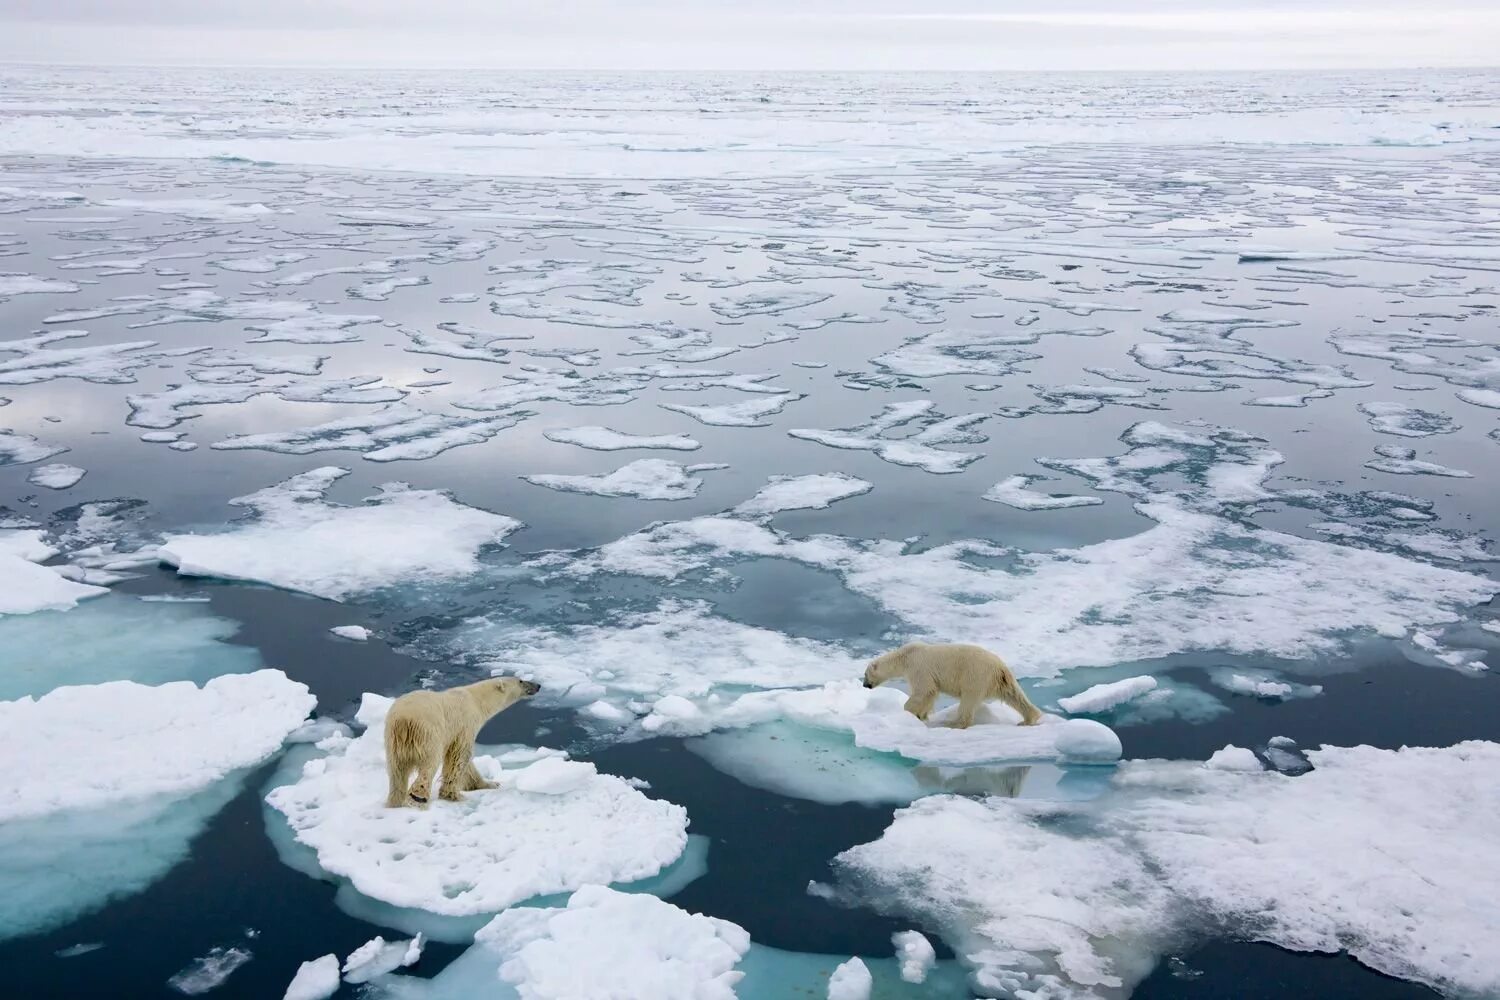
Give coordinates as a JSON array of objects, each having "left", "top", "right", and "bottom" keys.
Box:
[
  {"left": 863, "top": 649, "right": 906, "bottom": 689},
  {"left": 474, "top": 675, "right": 541, "bottom": 714}
]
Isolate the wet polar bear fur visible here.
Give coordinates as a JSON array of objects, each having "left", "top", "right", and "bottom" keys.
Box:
[
  {"left": 863, "top": 641, "right": 1042, "bottom": 729},
  {"left": 384, "top": 676, "right": 540, "bottom": 808}
]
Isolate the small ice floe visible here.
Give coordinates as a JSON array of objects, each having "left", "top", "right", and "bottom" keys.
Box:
[
  {"left": 330, "top": 625, "right": 371, "bottom": 642},
  {"left": 1358, "top": 402, "right": 1458, "bottom": 438},
  {"left": 55, "top": 942, "right": 104, "bottom": 958},
  {"left": 342, "top": 934, "right": 424, "bottom": 983},
  {"left": 0, "top": 429, "right": 66, "bottom": 465},
  {"left": 983, "top": 474, "right": 1103, "bottom": 511},
  {"left": 892, "top": 931, "right": 935, "bottom": 984},
  {"left": 26, "top": 463, "right": 85, "bottom": 489},
  {"left": 834, "top": 741, "right": 1500, "bottom": 998},
  {"left": 159, "top": 467, "right": 521, "bottom": 601},
  {"left": 1365, "top": 444, "right": 1471, "bottom": 478},
  {"left": 789, "top": 400, "right": 987, "bottom": 475},
  {"left": 167, "top": 946, "right": 252, "bottom": 995},
  {"left": 281, "top": 954, "right": 339, "bottom": 1000},
  {"left": 661, "top": 394, "right": 803, "bottom": 427},
  {"left": 1456, "top": 388, "right": 1500, "bottom": 410},
  {"left": 827, "top": 957, "right": 872, "bottom": 1000},
  {"left": 211, "top": 403, "right": 526, "bottom": 463},
  {"left": 522, "top": 459, "right": 727, "bottom": 501},
  {"left": 477, "top": 886, "right": 749, "bottom": 999},
  {"left": 1244, "top": 389, "right": 1333, "bottom": 408},
  {"left": 733, "top": 473, "right": 872, "bottom": 515},
  {"left": 264, "top": 695, "right": 688, "bottom": 916},
  {"left": 0, "top": 273, "right": 81, "bottom": 296},
  {"left": 544, "top": 425, "right": 701, "bottom": 452},
  {"left": 1056, "top": 676, "right": 1158, "bottom": 714},
  {"left": 0, "top": 529, "right": 108, "bottom": 616},
  {"left": 1207, "top": 668, "right": 1322, "bottom": 701}
]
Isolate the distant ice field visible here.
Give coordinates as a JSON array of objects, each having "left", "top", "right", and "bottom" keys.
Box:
[{"left": 1, "top": 65, "right": 1497, "bottom": 1000}]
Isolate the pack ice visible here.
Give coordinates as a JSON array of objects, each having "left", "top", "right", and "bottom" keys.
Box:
[
  {"left": 159, "top": 467, "right": 521, "bottom": 600},
  {"left": 0, "top": 670, "right": 314, "bottom": 939},
  {"left": 836, "top": 741, "right": 1500, "bottom": 998}
]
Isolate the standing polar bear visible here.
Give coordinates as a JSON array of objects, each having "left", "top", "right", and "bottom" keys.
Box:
[
  {"left": 384, "top": 676, "right": 540, "bottom": 808},
  {"left": 863, "top": 642, "right": 1042, "bottom": 729}
]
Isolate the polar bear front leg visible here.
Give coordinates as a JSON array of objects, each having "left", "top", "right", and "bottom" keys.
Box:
[
  {"left": 903, "top": 678, "right": 939, "bottom": 722},
  {"left": 461, "top": 759, "right": 497, "bottom": 791}
]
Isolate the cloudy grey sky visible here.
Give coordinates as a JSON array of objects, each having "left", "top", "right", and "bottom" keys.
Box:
[{"left": 1, "top": 1, "right": 1495, "bottom": 71}]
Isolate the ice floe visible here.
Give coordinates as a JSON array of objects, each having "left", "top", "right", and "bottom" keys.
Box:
[
  {"left": 1206, "top": 668, "right": 1322, "bottom": 701},
  {"left": 211, "top": 403, "right": 527, "bottom": 463},
  {"left": 1358, "top": 401, "right": 1458, "bottom": 438},
  {"left": 26, "top": 462, "right": 85, "bottom": 489},
  {"left": 543, "top": 425, "right": 700, "bottom": 452},
  {"left": 160, "top": 467, "right": 520, "bottom": 600},
  {"left": 732, "top": 473, "right": 873, "bottom": 515},
  {"left": 1364, "top": 444, "right": 1472, "bottom": 478},
  {"left": 264, "top": 694, "right": 689, "bottom": 917},
  {"left": 835, "top": 740, "right": 1500, "bottom": 998},
  {"left": 661, "top": 394, "right": 802, "bottom": 427},
  {"left": 893, "top": 931, "right": 936, "bottom": 984},
  {"left": 282, "top": 955, "right": 340, "bottom": 1000},
  {"left": 343, "top": 935, "right": 425, "bottom": 984},
  {"left": 522, "top": 459, "right": 727, "bottom": 500},
  {"left": 827, "top": 957, "right": 872, "bottom": 1000},
  {"left": 1056, "top": 676, "right": 1158, "bottom": 714},
  {"left": 0, "top": 529, "right": 107, "bottom": 616},
  {"left": 789, "top": 401, "right": 987, "bottom": 474},
  {"left": 0, "top": 428, "right": 66, "bottom": 464},
  {"left": 168, "top": 945, "right": 253, "bottom": 995},
  {"left": 983, "top": 475, "right": 1102, "bottom": 511},
  {"left": 330, "top": 625, "right": 371, "bottom": 642}
]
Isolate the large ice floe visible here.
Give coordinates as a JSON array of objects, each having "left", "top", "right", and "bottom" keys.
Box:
[
  {"left": 159, "top": 467, "right": 521, "bottom": 600},
  {"left": 264, "top": 694, "right": 690, "bottom": 922},
  {"left": 0, "top": 670, "right": 313, "bottom": 939},
  {"left": 834, "top": 740, "right": 1500, "bottom": 999},
  {"left": 0, "top": 528, "right": 108, "bottom": 616}
]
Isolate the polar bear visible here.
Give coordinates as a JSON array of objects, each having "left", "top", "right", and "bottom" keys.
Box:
[
  {"left": 863, "top": 642, "right": 1042, "bottom": 729},
  {"left": 384, "top": 676, "right": 540, "bottom": 808}
]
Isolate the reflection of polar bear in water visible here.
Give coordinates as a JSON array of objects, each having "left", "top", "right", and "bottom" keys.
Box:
[
  {"left": 384, "top": 677, "right": 540, "bottom": 808},
  {"left": 863, "top": 642, "right": 1042, "bottom": 729}
]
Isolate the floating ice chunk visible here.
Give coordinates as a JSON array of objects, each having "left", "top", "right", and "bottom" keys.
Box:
[
  {"left": 522, "top": 459, "right": 727, "bottom": 500},
  {"left": 661, "top": 394, "right": 802, "bottom": 427},
  {"left": 983, "top": 474, "right": 1102, "bottom": 511},
  {"left": 55, "top": 943, "right": 104, "bottom": 958},
  {"left": 790, "top": 401, "right": 987, "bottom": 474},
  {"left": 826, "top": 957, "right": 871, "bottom": 1000},
  {"left": 1244, "top": 389, "right": 1334, "bottom": 407},
  {"left": 1205, "top": 744, "right": 1262, "bottom": 771},
  {"left": 839, "top": 742, "right": 1500, "bottom": 997},
  {"left": 893, "top": 931, "right": 935, "bottom": 984},
  {"left": 336, "top": 209, "right": 434, "bottom": 227},
  {"left": 0, "top": 529, "right": 107, "bottom": 616},
  {"left": 1457, "top": 388, "right": 1500, "bottom": 409},
  {"left": 168, "top": 946, "right": 252, "bottom": 995},
  {"left": 733, "top": 473, "right": 872, "bottom": 515},
  {"left": 127, "top": 373, "right": 404, "bottom": 429},
  {"left": 0, "top": 330, "right": 184, "bottom": 386},
  {"left": 264, "top": 698, "right": 688, "bottom": 915},
  {"left": 544, "top": 425, "right": 700, "bottom": 452},
  {"left": 343, "top": 935, "right": 424, "bottom": 984},
  {"left": 211, "top": 403, "right": 527, "bottom": 463},
  {"left": 26, "top": 462, "right": 85, "bottom": 489},
  {"left": 2, "top": 669, "right": 313, "bottom": 821},
  {"left": 159, "top": 467, "right": 520, "bottom": 600},
  {"left": 1057, "top": 675, "right": 1158, "bottom": 714},
  {"left": 871, "top": 327, "right": 1083, "bottom": 378},
  {"left": 1358, "top": 401, "right": 1458, "bottom": 437},
  {"left": 1364, "top": 444, "right": 1472, "bottom": 478},
  {"left": 330, "top": 625, "right": 371, "bottom": 642},
  {"left": 140, "top": 430, "right": 184, "bottom": 443},
  {"left": 997, "top": 383, "right": 1164, "bottom": 419},
  {"left": 0, "top": 428, "right": 66, "bottom": 465},
  {"left": 213, "top": 252, "right": 311, "bottom": 274},
  {"left": 282, "top": 955, "right": 340, "bottom": 1000},
  {"left": 1207, "top": 668, "right": 1322, "bottom": 701},
  {"left": 481, "top": 885, "right": 749, "bottom": 1000},
  {"left": 0, "top": 273, "right": 80, "bottom": 296},
  {"left": 98, "top": 197, "right": 273, "bottom": 221}
]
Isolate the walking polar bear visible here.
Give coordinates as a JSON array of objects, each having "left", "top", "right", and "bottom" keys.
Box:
[
  {"left": 384, "top": 676, "right": 540, "bottom": 808},
  {"left": 863, "top": 642, "right": 1042, "bottom": 729}
]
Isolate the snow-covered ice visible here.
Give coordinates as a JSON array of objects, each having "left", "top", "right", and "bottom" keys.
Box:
[
  {"left": 26, "top": 462, "right": 85, "bottom": 489},
  {"left": 543, "top": 425, "right": 701, "bottom": 451},
  {"left": 826, "top": 957, "right": 872, "bottom": 1000},
  {"left": 983, "top": 475, "right": 1103, "bottom": 511},
  {"left": 522, "top": 459, "right": 727, "bottom": 500},
  {"left": 264, "top": 694, "right": 689, "bottom": 916},
  {"left": 893, "top": 931, "right": 936, "bottom": 984},
  {"left": 282, "top": 955, "right": 340, "bottom": 1000},
  {"left": 160, "top": 467, "right": 521, "bottom": 600},
  {"left": 733, "top": 473, "right": 873, "bottom": 515},
  {"left": 330, "top": 625, "right": 371, "bottom": 642},
  {"left": 0, "top": 529, "right": 107, "bottom": 616},
  {"left": 1056, "top": 676, "right": 1158, "bottom": 714},
  {"left": 343, "top": 935, "right": 424, "bottom": 984}
]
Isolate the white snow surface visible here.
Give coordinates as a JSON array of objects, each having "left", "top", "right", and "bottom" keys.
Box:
[
  {"left": 983, "top": 475, "right": 1103, "bottom": 511},
  {"left": 733, "top": 473, "right": 873, "bottom": 515},
  {"left": 476, "top": 884, "right": 750, "bottom": 1000},
  {"left": 0, "top": 529, "right": 108, "bottom": 615},
  {"left": 0, "top": 669, "right": 314, "bottom": 821},
  {"left": 159, "top": 467, "right": 521, "bottom": 600},
  {"left": 264, "top": 696, "right": 689, "bottom": 915},
  {"left": 826, "top": 957, "right": 872, "bottom": 1000},
  {"left": 0, "top": 428, "right": 67, "bottom": 464},
  {"left": 1204, "top": 744, "right": 1263, "bottom": 771},
  {"left": 544, "top": 425, "right": 701, "bottom": 451},
  {"left": 26, "top": 463, "right": 85, "bottom": 489},
  {"left": 837, "top": 741, "right": 1500, "bottom": 998},
  {"left": 522, "top": 459, "right": 726, "bottom": 500},
  {"left": 283, "top": 955, "right": 340, "bottom": 1000}
]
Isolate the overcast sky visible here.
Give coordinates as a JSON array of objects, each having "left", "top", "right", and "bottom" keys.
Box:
[{"left": 1, "top": 1, "right": 1496, "bottom": 71}]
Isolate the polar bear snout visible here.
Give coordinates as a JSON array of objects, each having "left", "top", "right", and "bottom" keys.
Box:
[{"left": 521, "top": 680, "right": 541, "bottom": 696}]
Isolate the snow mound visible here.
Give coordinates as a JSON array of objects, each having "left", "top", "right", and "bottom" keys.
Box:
[
  {"left": 1, "top": 669, "right": 314, "bottom": 821},
  {"left": 1204, "top": 744, "right": 1262, "bottom": 771},
  {"left": 1057, "top": 676, "right": 1158, "bottom": 714},
  {"left": 264, "top": 698, "right": 689, "bottom": 915},
  {"left": 477, "top": 885, "right": 750, "bottom": 1000},
  {"left": 159, "top": 467, "right": 520, "bottom": 600},
  {"left": 836, "top": 741, "right": 1500, "bottom": 998}
]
